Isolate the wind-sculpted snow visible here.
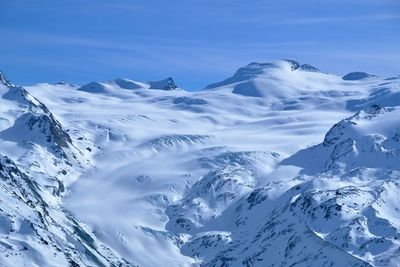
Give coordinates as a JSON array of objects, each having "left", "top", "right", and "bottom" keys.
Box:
[
  {"left": 197, "top": 150, "right": 280, "bottom": 170},
  {"left": 347, "top": 78, "right": 400, "bottom": 110},
  {"left": 1, "top": 60, "right": 400, "bottom": 266},
  {"left": 173, "top": 96, "right": 208, "bottom": 106},
  {"left": 141, "top": 134, "right": 213, "bottom": 152}
]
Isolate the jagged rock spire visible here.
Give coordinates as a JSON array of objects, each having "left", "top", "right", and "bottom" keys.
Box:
[{"left": 0, "top": 71, "right": 16, "bottom": 88}]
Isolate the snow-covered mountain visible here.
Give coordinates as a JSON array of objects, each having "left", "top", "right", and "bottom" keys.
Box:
[
  {"left": 1, "top": 60, "right": 400, "bottom": 266},
  {"left": 77, "top": 77, "right": 180, "bottom": 94}
]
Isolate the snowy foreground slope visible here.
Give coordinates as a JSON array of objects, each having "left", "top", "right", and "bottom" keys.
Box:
[{"left": 1, "top": 60, "right": 400, "bottom": 266}]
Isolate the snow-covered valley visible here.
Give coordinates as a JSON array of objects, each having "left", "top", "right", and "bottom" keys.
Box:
[{"left": 1, "top": 59, "right": 400, "bottom": 266}]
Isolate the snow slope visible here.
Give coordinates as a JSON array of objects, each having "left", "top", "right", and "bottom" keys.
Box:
[{"left": 1, "top": 60, "right": 400, "bottom": 266}]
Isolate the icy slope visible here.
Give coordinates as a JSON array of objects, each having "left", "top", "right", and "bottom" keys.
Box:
[
  {"left": 0, "top": 155, "right": 134, "bottom": 267},
  {"left": 1, "top": 60, "right": 400, "bottom": 266}
]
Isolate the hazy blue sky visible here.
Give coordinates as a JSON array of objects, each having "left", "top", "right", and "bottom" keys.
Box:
[{"left": 1, "top": 0, "right": 399, "bottom": 89}]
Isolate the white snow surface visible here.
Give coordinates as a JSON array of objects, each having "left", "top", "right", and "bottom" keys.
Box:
[{"left": 1, "top": 60, "right": 400, "bottom": 266}]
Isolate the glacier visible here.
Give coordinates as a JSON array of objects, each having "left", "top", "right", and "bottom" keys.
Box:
[{"left": 1, "top": 59, "right": 400, "bottom": 266}]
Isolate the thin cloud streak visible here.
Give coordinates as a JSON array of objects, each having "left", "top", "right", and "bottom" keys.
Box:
[
  {"left": 0, "top": 29, "right": 317, "bottom": 54},
  {"left": 277, "top": 14, "right": 400, "bottom": 25}
]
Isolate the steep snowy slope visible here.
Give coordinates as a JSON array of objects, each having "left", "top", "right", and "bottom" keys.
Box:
[
  {"left": 0, "top": 72, "right": 137, "bottom": 266},
  {"left": 0, "top": 72, "right": 95, "bottom": 188},
  {"left": 0, "top": 155, "right": 135, "bottom": 267},
  {"left": 1, "top": 59, "right": 400, "bottom": 266}
]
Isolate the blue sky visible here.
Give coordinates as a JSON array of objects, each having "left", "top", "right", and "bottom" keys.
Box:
[{"left": 1, "top": 0, "right": 399, "bottom": 90}]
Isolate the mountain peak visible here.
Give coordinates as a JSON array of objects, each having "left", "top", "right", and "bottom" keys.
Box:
[
  {"left": 0, "top": 71, "right": 16, "bottom": 88},
  {"left": 113, "top": 78, "right": 146, "bottom": 90},
  {"left": 205, "top": 59, "right": 320, "bottom": 90},
  {"left": 283, "top": 59, "right": 320, "bottom": 72},
  {"left": 77, "top": 77, "right": 180, "bottom": 94},
  {"left": 55, "top": 81, "right": 77, "bottom": 87},
  {"left": 148, "top": 77, "right": 179, "bottom": 90},
  {"left": 284, "top": 59, "right": 301, "bottom": 70},
  {"left": 342, "top": 72, "right": 376, "bottom": 81}
]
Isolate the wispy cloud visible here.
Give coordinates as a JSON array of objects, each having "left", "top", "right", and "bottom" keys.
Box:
[
  {"left": 278, "top": 14, "right": 400, "bottom": 25},
  {"left": 1, "top": 28, "right": 316, "bottom": 54}
]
